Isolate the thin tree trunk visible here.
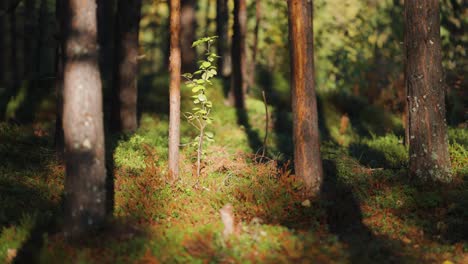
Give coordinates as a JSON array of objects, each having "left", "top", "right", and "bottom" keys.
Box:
[
  {"left": 9, "top": 1, "right": 19, "bottom": 95},
  {"left": 0, "top": 1, "right": 6, "bottom": 85},
  {"left": 168, "top": 0, "right": 181, "bottom": 182},
  {"left": 97, "top": 0, "right": 115, "bottom": 83},
  {"left": 288, "top": 0, "right": 324, "bottom": 195},
  {"left": 405, "top": 0, "right": 452, "bottom": 181},
  {"left": 35, "top": 0, "right": 47, "bottom": 77},
  {"left": 181, "top": 0, "right": 196, "bottom": 72},
  {"left": 62, "top": 0, "right": 107, "bottom": 239},
  {"left": 23, "top": 0, "right": 34, "bottom": 79},
  {"left": 248, "top": 0, "right": 261, "bottom": 88},
  {"left": 230, "top": 0, "right": 247, "bottom": 108},
  {"left": 54, "top": 0, "right": 64, "bottom": 155},
  {"left": 216, "top": 0, "right": 230, "bottom": 78},
  {"left": 111, "top": 0, "right": 142, "bottom": 133}
]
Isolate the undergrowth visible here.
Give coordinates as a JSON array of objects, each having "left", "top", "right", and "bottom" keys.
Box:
[{"left": 0, "top": 81, "right": 466, "bottom": 263}]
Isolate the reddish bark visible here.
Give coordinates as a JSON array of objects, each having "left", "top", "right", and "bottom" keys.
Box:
[
  {"left": 62, "top": 0, "right": 107, "bottom": 238},
  {"left": 168, "top": 0, "right": 182, "bottom": 182},
  {"left": 288, "top": 0, "right": 324, "bottom": 195},
  {"left": 405, "top": 0, "right": 452, "bottom": 181}
]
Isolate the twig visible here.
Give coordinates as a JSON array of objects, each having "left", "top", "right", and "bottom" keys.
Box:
[{"left": 261, "top": 90, "right": 269, "bottom": 160}]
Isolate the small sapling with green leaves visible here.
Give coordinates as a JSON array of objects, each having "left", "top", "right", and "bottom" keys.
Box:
[{"left": 182, "top": 36, "right": 219, "bottom": 178}]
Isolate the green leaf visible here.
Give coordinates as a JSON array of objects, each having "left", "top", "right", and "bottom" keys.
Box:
[
  {"left": 192, "top": 85, "right": 204, "bottom": 92},
  {"left": 198, "top": 94, "right": 207, "bottom": 102},
  {"left": 205, "top": 132, "right": 214, "bottom": 138},
  {"left": 201, "top": 61, "right": 211, "bottom": 68},
  {"left": 182, "top": 73, "right": 193, "bottom": 79}
]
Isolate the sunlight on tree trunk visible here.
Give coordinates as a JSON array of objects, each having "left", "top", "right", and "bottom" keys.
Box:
[
  {"left": 168, "top": 0, "right": 182, "bottom": 182},
  {"left": 405, "top": 0, "right": 452, "bottom": 182},
  {"left": 288, "top": 0, "right": 324, "bottom": 196}
]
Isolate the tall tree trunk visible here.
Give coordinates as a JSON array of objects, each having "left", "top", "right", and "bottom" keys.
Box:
[
  {"left": 230, "top": 0, "right": 247, "bottom": 109},
  {"left": 0, "top": 1, "right": 6, "bottom": 85},
  {"left": 62, "top": 0, "right": 107, "bottom": 238},
  {"left": 168, "top": 0, "right": 181, "bottom": 182},
  {"left": 288, "top": 0, "right": 323, "bottom": 195},
  {"left": 405, "top": 0, "right": 452, "bottom": 181},
  {"left": 35, "top": 0, "right": 47, "bottom": 77},
  {"left": 97, "top": 0, "right": 115, "bottom": 83},
  {"left": 248, "top": 0, "right": 261, "bottom": 88},
  {"left": 180, "top": 0, "right": 197, "bottom": 72},
  {"left": 55, "top": 0, "right": 64, "bottom": 155},
  {"left": 111, "top": 0, "right": 142, "bottom": 133},
  {"left": 23, "top": 0, "right": 35, "bottom": 79},
  {"left": 216, "top": 0, "right": 230, "bottom": 78},
  {"left": 9, "top": 1, "right": 19, "bottom": 95}
]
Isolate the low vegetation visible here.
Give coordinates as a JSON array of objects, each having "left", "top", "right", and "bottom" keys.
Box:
[{"left": 1, "top": 80, "right": 466, "bottom": 263}]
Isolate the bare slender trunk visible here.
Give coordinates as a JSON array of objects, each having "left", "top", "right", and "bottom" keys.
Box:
[
  {"left": 168, "top": 0, "right": 182, "bottom": 182},
  {"left": 405, "top": 0, "right": 452, "bottom": 181},
  {"left": 62, "top": 0, "right": 107, "bottom": 238},
  {"left": 111, "top": 0, "right": 142, "bottom": 133},
  {"left": 287, "top": 0, "right": 324, "bottom": 195},
  {"left": 230, "top": 0, "right": 247, "bottom": 108},
  {"left": 23, "top": 0, "right": 34, "bottom": 79},
  {"left": 55, "top": 0, "right": 64, "bottom": 155}
]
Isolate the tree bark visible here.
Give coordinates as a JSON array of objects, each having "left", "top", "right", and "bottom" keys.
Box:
[
  {"left": 55, "top": 0, "right": 65, "bottom": 155},
  {"left": 248, "top": 0, "right": 261, "bottom": 88},
  {"left": 62, "top": 0, "right": 107, "bottom": 238},
  {"left": 287, "top": 0, "right": 324, "bottom": 195},
  {"left": 111, "top": 0, "right": 142, "bottom": 133},
  {"left": 97, "top": 0, "right": 115, "bottom": 82},
  {"left": 168, "top": 0, "right": 181, "bottom": 182},
  {"left": 9, "top": 0, "right": 19, "bottom": 95},
  {"left": 230, "top": 0, "right": 247, "bottom": 109},
  {"left": 216, "top": 0, "right": 230, "bottom": 77},
  {"left": 23, "top": 0, "right": 34, "bottom": 79},
  {"left": 181, "top": 0, "right": 197, "bottom": 72},
  {"left": 405, "top": 0, "right": 452, "bottom": 181}
]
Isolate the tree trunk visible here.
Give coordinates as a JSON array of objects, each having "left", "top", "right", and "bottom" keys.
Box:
[
  {"left": 23, "top": 0, "right": 34, "bottom": 79},
  {"left": 405, "top": 0, "right": 452, "bottom": 181},
  {"left": 35, "top": 0, "right": 47, "bottom": 76},
  {"left": 230, "top": 0, "right": 247, "bottom": 109},
  {"left": 97, "top": 0, "right": 115, "bottom": 82},
  {"left": 111, "top": 0, "right": 142, "bottom": 133},
  {"left": 0, "top": 1, "right": 6, "bottom": 85},
  {"left": 54, "top": 0, "right": 64, "bottom": 155},
  {"left": 62, "top": 0, "right": 107, "bottom": 238},
  {"left": 287, "top": 0, "right": 324, "bottom": 195},
  {"left": 216, "top": 0, "right": 230, "bottom": 78},
  {"left": 168, "top": 0, "right": 181, "bottom": 182},
  {"left": 181, "top": 0, "right": 197, "bottom": 72},
  {"left": 248, "top": 0, "right": 261, "bottom": 88},
  {"left": 9, "top": 0, "right": 19, "bottom": 95}
]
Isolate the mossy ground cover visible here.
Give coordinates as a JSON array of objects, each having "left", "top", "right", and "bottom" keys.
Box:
[{"left": 0, "top": 80, "right": 467, "bottom": 263}]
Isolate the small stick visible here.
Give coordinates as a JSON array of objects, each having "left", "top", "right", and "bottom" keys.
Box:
[{"left": 261, "top": 90, "right": 269, "bottom": 160}]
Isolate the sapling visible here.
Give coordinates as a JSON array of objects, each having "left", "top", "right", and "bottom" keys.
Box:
[{"left": 182, "top": 36, "right": 218, "bottom": 178}]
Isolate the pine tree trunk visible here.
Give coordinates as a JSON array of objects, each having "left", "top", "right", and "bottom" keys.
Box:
[
  {"left": 230, "top": 0, "right": 247, "bottom": 109},
  {"left": 216, "top": 0, "right": 230, "bottom": 77},
  {"left": 62, "top": 0, "right": 107, "bottom": 238},
  {"left": 248, "top": 0, "right": 261, "bottom": 88},
  {"left": 23, "top": 0, "right": 34, "bottom": 79},
  {"left": 54, "top": 0, "right": 64, "bottom": 156},
  {"left": 288, "top": 0, "right": 324, "bottom": 195},
  {"left": 111, "top": 0, "right": 142, "bottom": 133},
  {"left": 181, "top": 0, "right": 196, "bottom": 72},
  {"left": 168, "top": 0, "right": 182, "bottom": 182},
  {"left": 405, "top": 0, "right": 452, "bottom": 181}
]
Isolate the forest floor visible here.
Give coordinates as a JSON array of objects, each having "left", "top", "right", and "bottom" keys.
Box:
[{"left": 0, "top": 78, "right": 467, "bottom": 263}]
